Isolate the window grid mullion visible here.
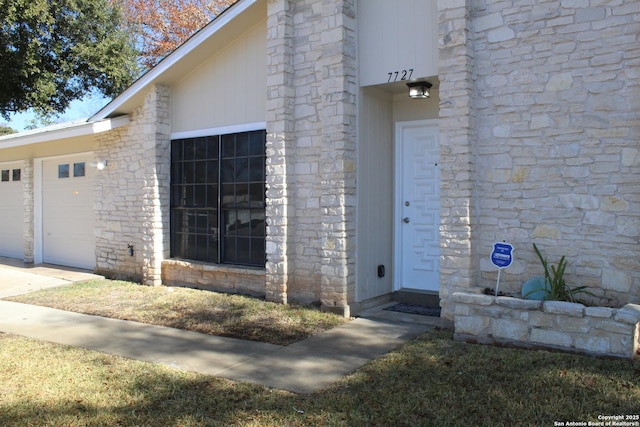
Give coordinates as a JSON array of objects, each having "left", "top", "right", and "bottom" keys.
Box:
[
  {"left": 171, "top": 131, "right": 265, "bottom": 267},
  {"left": 217, "top": 135, "right": 223, "bottom": 265}
]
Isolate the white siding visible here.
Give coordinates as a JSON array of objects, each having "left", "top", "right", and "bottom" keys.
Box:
[
  {"left": 0, "top": 162, "right": 24, "bottom": 259},
  {"left": 358, "top": 0, "right": 438, "bottom": 87},
  {"left": 357, "top": 88, "right": 394, "bottom": 301},
  {"left": 171, "top": 19, "right": 267, "bottom": 133}
]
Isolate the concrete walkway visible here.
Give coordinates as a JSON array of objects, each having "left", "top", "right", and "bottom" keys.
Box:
[
  {"left": 0, "top": 259, "right": 436, "bottom": 394},
  {"left": 0, "top": 257, "right": 102, "bottom": 298}
]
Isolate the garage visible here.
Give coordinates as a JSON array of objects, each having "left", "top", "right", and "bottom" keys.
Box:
[
  {"left": 41, "top": 154, "right": 96, "bottom": 269},
  {"left": 0, "top": 162, "right": 24, "bottom": 259}
]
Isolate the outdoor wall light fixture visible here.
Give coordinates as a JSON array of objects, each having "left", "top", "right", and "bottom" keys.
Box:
[
  {"left": 95, "top": 160, "right": 108, "bottom": 170},
  {"left": 407, "top": 81, "right": 432, "bottom": 99}
]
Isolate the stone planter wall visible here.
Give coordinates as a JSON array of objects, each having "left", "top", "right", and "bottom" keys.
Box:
[
  {"left": 452, "top": 292, "right": 640, "bottom": 359},
  {"left": 162, "top": 260, "right": 266, "bottom": 297}
]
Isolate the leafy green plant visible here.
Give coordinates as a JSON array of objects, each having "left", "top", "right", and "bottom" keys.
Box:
[{"left": 529, "top": 243, "right": 594, "bottom": 303}]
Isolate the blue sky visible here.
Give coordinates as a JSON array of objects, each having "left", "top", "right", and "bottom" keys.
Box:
[{"left": 2, "top": 93, "right": 110, "bottom": 132}]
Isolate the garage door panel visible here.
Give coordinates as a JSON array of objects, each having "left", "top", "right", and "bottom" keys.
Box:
[
  {"left": 0, "top": 162, "right": 24, "bottom": 259},
  {"left": 42, "top": 156, "right": 95, "bottom": 269}
]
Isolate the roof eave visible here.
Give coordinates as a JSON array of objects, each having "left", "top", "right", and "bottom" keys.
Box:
[{"left": 0, "top": 116, "right": 130, "bottom": 149}]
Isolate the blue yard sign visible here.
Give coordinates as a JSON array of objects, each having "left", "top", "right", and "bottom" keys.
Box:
[
  {"left": 490, "top": 242, "right": 514, "bottom": 269},
  {"left": 490, "top": 242, "right": 514, "bottom": 296}
]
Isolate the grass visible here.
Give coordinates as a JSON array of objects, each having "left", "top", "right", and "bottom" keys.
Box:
[
  {"left": 6, "top": 280, "right": 347, "bottom": 345},
  {"left": 1, "top": 330, "right": 639, "bottom": 426},
  {"left": 3, "top": 279, "right": 640, "bottom": 425}
]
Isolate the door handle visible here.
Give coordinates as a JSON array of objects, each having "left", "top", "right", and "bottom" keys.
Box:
[{"left": 403, "top": 217, "right": 410, "bottom": 224}]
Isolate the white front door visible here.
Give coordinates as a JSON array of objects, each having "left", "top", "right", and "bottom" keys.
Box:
[{"left": 395, "top": 121, "right": 440, "bottom": 292}]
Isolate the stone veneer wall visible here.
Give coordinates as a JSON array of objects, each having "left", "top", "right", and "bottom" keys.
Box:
[
  {"left": 162, "top": 260, "right": 266, "bottom": 296},
  {"left": 94, "top": 85, "right": 171, "bottom": 283},
  {"left": 94, "top": 118, "right": 143, "bottom": 280},
  {"left": 140, "top": 86, "right": 171, "bottom": 286},
  {"left": 265, "top": 0, "right": 357, "bottom": 314},
  {"left": 438, "top": 0, "right": 481, "bottom": 323},
  {"left": 22, "top": 159, "right": 34, "bottom": 263},
  {"left": 265, "top": 0, "right": 295, "bottom": 304},
  {"left": 438, "top": 0, "right": 640, "bottom": 322},
  {"left": 453, "top": 292, "right": 640, "bottom": 359}
]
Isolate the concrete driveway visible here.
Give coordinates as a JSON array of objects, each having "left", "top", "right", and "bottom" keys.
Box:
[{"left": 0, "top": 257, "right": 102, "bottom": 298}]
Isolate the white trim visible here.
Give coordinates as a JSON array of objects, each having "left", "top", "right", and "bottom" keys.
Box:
[
  {"left": 0, "top": 116, "right": 129, "bottom": 149},
  {"left": 393, "top": 119, "right": 439, "bottom": 291},
  {"left": 34, "top": 152, "right": 95, "bottom": 162},
  {"left": 0, "top": 160, "right": 23, "bottom": 167},
  {"left": 34, "top": 152, "right": 95, "bottom": 265},
  {"left": 171, "top": 122, "right": 266, "bottom": 140},
  {"left": 90, "top": 0, "right": 258, "bottom": 121}
]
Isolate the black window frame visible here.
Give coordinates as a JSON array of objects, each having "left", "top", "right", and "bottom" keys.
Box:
[
  {"left": 170, "top": 130, "right": 266, "bottom": 268},
  {"left": 58, "top": 164, "right": 70, "bottom": 178},
  {"left": 73, "top": 162, "right": 86, "bottom": 177}
]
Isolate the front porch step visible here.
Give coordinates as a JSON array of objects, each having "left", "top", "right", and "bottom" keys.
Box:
[
  {"left": 359, "top": 302, "right": 442, "bottom": 327},
  {"left": 393, "top": 290, "right": 440, "bottom": 308}
]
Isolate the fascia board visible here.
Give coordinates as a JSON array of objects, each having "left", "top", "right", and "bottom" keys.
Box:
[{"left": 0, "top": 116, "right": 130, "bottom": 150}]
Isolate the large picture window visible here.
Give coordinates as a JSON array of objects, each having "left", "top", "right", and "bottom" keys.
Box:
[{"left": 171, "top": 130, "right": 266, "bottom": 267}]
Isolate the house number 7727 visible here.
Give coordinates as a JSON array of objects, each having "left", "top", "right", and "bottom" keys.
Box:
[{"left": 387, "top": 69, "right": 414, "bottom": 83}]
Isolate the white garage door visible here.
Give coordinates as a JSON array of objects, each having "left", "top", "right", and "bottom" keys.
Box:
[
  {"left": 0, "top": 162, "right": 24, "bottom": 259},
  {"left": 42, "top": 155, "right": 96, "bottom": 269}
]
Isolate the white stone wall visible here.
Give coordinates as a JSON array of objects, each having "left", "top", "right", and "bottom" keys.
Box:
[
  {"left": 453, "top": 291, "right": 640, "bottom": 359},
  {"left": 318, "top": 0, "right": 357, "bottom": 315},
  {"left": 94, "top": 119, "right": 144, "bottom": 280},
  {"left": 439, "top": 0, "right": 640, "bottom": 319},
  {"left": 265, "top": 0, "right": 301, "bottom": 305},
  {"left": 94, "top": 85, "right": 170, "bottom": 283},
  {"left": 162, "top": 260, "right": 266, "bottom": 296},
  {"left": 265, "top": 0, "right": 357, "bottom": 314},
  {"left": 22, "top": 159, "right": 34, "bottom": 263},
  {"left": 438, "top": 0, "right": 481, "bottom": 322},
  {"left": 140, "top": 86, "right": 171, "bottom": 286}
]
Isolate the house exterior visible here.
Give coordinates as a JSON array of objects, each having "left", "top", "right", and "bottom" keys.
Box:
[{"left": 0, "top": 0, "right": 638, "bottom": 323}]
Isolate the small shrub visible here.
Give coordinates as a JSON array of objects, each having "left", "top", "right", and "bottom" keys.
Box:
[{"left": 527, "top": 243, "right": 594, "bottom": 303}]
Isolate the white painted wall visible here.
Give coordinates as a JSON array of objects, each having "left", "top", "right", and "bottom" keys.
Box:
[
  {"left": 392, "top": 85, "right": 440, "bottom": 123},
  {"left": 358, "top": 0, "right": 438, "bottom": 87},
  {"left": 171, "top": 18, "right": 267, "bottom": 133},
  {"left": 357, "top": 88, "right": 394, "bottom": 301}
]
